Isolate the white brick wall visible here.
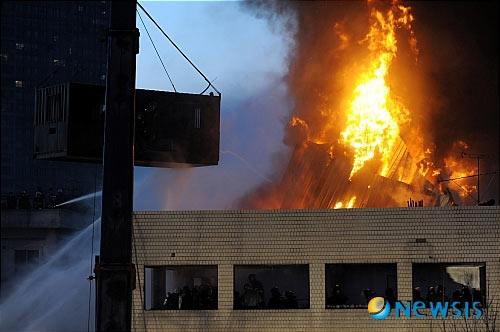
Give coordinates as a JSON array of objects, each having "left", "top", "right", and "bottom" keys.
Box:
[{"left": 132, "top": 206, "right": 500, "bottom": 332}]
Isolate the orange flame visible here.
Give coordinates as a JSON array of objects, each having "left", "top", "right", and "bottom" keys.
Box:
[
  {"left": 290, "top": 116, "right": 309, "bottom": 129},
  {"left": 340, "top": 3, "right": 415, "bottom": 180},
  {"left": 332, "top": 196, "right": 357, "bottom": 209},
  {"left": 240, "top": 1, "right": 485, "bottom": 210},
  {"left": 346, "top": 195, "right": 357, "bottom": 208}
]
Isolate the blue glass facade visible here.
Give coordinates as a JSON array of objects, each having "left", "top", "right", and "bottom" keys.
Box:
[{"left": 1, "top": 1, "right": 110, "bottom": 199}]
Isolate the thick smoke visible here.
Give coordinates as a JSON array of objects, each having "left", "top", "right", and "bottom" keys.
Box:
[
  {"left": 133, "top": 75, "right": 292, "bottom": 210},
  {"left": 238, "top": 0, "right": 499, "bottom": 207}
]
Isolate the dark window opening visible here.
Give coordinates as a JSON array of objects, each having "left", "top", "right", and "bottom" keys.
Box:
[
  {"left": 234, "top": 265, "right": 310, "bottom": 310},
  {"left": 412, "top": 263, "right": 486, "bottom": 306},
  {"left": 325, "top": 264, "right": 397, "bottom": 309},
  {"left": 145, "top": 265, "right": 218, "bottom": 310}
]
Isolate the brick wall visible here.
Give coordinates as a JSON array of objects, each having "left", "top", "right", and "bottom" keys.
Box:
[{"left": 132, "top": 206, "right": 500, "bottom": 332}]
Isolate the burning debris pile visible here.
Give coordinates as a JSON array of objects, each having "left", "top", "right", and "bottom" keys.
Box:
[{"left": 239, "top": 0, "right": 499, "bottom": 209}]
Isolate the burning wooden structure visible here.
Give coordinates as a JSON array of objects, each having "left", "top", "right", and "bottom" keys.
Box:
[{"left": 253, "top": 141, "right": 441, "bottom": 210}]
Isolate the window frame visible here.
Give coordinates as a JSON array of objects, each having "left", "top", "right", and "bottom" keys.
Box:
[
  {"left": 325, "top": 263, "right": 398, "bottom": 309},
  {"left": 143, "top": 264, "right": 219, "bottom": 311},
  {"left": 411, "top": 262, "right": 486, "bottom": 305},
  {"left": 233, "top": 264, "right": 310, "bottom": 310}
]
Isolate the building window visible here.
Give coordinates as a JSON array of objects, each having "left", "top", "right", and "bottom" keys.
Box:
[
  {"left": 145, "top": 265, "right": 218, "bottom": 310},
  {"left": 325, "top": 264, "right": 397, "bottom": 309},
  {"left": 15, "top": 249, "right": 39, "bottom": 273},
  {"left": 15, "top": 42, "right": 24, "bottom": 50},
  {"left": 234, "top": 265, "right": 310, "bottom": 309},
  {"left": 412, "top": 263, "right": 486, "bottom": 305},
  {"left": 15, "top": 80, "right": 23, "bottom": 88},
  {"left": 78, "top": 5, "right": 84, "bottom": 12}
]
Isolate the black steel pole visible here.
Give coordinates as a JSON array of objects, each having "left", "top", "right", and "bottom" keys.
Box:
[
  {"left": 96, "top": 1, "right": 138, "bottom": 331},
  {"left": 461, "top": 152, "right": 487, "bottom": 205}
]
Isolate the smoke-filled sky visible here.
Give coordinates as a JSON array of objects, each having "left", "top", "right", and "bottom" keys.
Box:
[
  {"left": 134, "top": 0, "right": 499, "bottom": 210},
  {"left": 4, "top": 2, "right": 497, "bottom": 331}
]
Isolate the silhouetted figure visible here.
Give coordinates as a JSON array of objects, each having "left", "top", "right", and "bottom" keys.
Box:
[
  {"left": 180, "top": 286, "right": 193, "bottom": 310},
  {"left": 36, "top": 186, "right": 45, "bottom": 198},
  {"left": 462, "top": 286, "right": 472, "bottom": 304},
  {"left": 327, "top": 284, "right": 347, "bottom": 307},
  {"left": 197, "top": 284, "right": 211, "bottom": 309},
  {"left": 47, "top": 188, "right": 57, "bottom": 208},
  {"left": 191, "top": 285, "right": 200, "bottom": 309},
  {"left": 37, "top": 186, "right": 45, "bottom": 205},
  {"left": 425, "top": 286, "right": 437, "bottom": 304},
  {"left": 452, "top": 287, "right": 463, "bottom": 307},
  {"left": 163, "top": 292, "right": 179, "bottom": 309},
  {"left": 363, "top": 289, "right": 376, "bottom": 304},
  {"left": 472, "top": 288, "right": 483, "bottom": 306},
  {"left": 385, "top": 288, "right": 397, "bottom": 306},
  {"left": 7, "top": 192, "right": 17, "bottom": 209},
  {"left": 33, "top": 191, "right": 43, "bottom": 209},
  {"left": 413, "top": 286, "right": 423, "bottom": 302},
  {"left": 436, "top": 285, "right": 448, "bottom": 302},
  {"left": 242, "top": 274, "right": 264, "bottom": 308},
  {"left": 55, "top": 189, "right": 65, "bottom": 206},
  {"left": 268, "top": 286, "right": 283, "bottom": 309},
  {"left": 18, "top": 191, "right": 31, "bottom": 209},
  {"left": 171, "top": 291, "right": 181, "bottom": 309},
  {"left": 284, "top": 290, "right": 298, "bottom": 309},
  {"left": 163, "top": 292, "right": 170, "bottom": 307}
]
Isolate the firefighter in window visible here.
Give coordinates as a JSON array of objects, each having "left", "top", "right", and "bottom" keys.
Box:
[{"left": 242, "top": 274, "right": 264, "bottom": 309}]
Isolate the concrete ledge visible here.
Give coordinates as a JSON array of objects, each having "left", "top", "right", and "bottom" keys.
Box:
[{"left": 1, "top": 209, "right": 90, "bottom": 230}]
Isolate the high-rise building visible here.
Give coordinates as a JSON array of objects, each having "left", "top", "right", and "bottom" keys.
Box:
[
  {"left": 0, "top": 0, "right": 110, "bottom": 298},
  {"left": 0, "top": 1, "right": 110, "bottom": 200}
]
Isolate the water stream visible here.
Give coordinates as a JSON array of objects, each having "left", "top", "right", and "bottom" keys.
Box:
[
  {"left": 55, "top": 191, "right": 102, "bottom": 207},
  {"left": 0, "top": 219, "right": 101, "bottom": 332}
]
